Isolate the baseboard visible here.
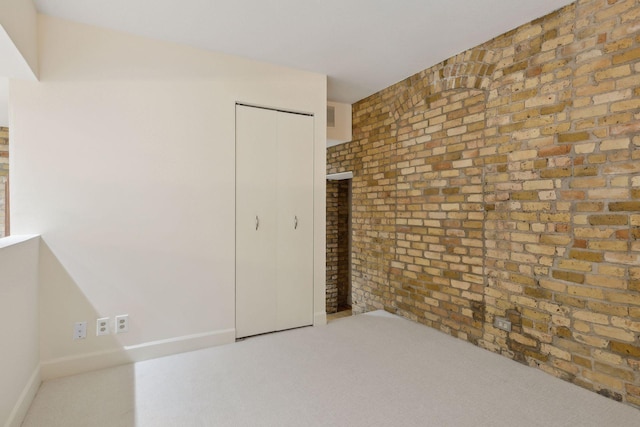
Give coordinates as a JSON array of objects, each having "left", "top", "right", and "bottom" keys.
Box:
[
  {"left": 4, "top": 365, "right": 41, "bottom": 427},
  {"left": 40, "top": 328, "right": 236, "bottom": 380},
  {"left": 125, "top": 328, "right": 236, "bottom": 362},
  {"left": 314, "top": 311, "right": 327, "bottom": 326}
]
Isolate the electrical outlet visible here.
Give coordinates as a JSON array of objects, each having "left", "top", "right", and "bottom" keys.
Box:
[
  {"left": 115, "top": 314, "right": 129, "bottom": 334},
  {"left": 494, "top": 316, "right": 512, "bottom": 332},
  {"left": 96, "top": 317, "right": 110, "bottom": 336},
  {"left": 73, "top": 321, "right": 87, "bottom": 340}
]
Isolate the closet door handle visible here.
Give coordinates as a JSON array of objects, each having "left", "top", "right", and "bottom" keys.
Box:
[
  {"left": 294, "top": 216, "right": 298, "bottom": 230},
  {"left": 256, "top": 215, "right": 259, "bottom": 231}
]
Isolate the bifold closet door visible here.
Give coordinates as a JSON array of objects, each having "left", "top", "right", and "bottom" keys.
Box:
[
  {"left": 236, "top": 104, "right": 314, "bottom": 339},
  {"left": 275, "top": 111, "right": 314, "bottom": 331},
  {"left": 236, "top": 105, "right": 278, "bottom": 338}
]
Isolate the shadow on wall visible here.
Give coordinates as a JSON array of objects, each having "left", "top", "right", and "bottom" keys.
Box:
[
  {"left": 39, "top": 240, "right": 135, "bottom": 380},
  {"left": 0, "top": 236, "right": 39, "bottom": 427},
  {"left": 21, "top": 363, "right": 136, "bottom": 426}
]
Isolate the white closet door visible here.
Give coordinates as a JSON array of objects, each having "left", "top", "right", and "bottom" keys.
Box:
[
  {"left": 276, "top": 112, "right": 314, "bottom": 331},
  {"left": 236, "top": 105, "right": 278, "bottom": 338}
]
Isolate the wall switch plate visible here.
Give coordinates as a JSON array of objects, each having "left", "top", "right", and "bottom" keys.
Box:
[
  {"left": 494, "top": 316, "right": 512, "bottom": 332},
  {"left": 96, "top": 317, "right": 110, "bottom": 336},
  {"left": 74, "top": 321, "right": 87, "bottom": 340},
  {"left": 115, "top": 314, "right": 129, "bottom": 334}
]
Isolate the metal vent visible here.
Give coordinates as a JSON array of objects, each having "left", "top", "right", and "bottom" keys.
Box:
[{"left": 327, "top": 106, "right": 335, "bottom": 128}]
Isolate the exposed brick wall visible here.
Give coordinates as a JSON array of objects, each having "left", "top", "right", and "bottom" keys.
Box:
[
  {"left": 336, "top": 181, "right": 350, "bottom": 309},
  {"left": 326, "top": 180, "right": 340, "bottom": 313},
  {"left": 326, "top": 179, "right": 350, "bottom": 313},
  {"left": 328, "top": 0, "right": 640, "bottom": 408},
  {"left": 0, "top": 127, "right": 8, "bottom": 238}
]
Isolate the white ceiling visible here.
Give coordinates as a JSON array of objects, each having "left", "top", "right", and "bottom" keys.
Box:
[
  {"left": 0, "top": 0, "right": 575, "bottom": 126},
  {"left": 31, "top": 0, "right": 575, "bottom": 104}
]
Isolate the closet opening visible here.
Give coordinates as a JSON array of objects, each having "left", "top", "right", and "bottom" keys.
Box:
[{"left": 326, "top": 172, "right": 352, "bottom": 320}]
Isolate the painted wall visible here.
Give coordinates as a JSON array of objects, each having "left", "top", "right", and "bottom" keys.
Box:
[
  {"left": 0, "top": 81, "right": 8, "bottom": 128},
  {"left": 10, "top": 15, "right": 326, "bottom": 379},
  {"left": 0, "top": 127, "right": 7, "bottom": 237},
  {"left": 327, "top": 101, "right": 352, "bottom": 147},
  {"left": 0, "top": 0, "right": 38, "bottom": 79},
  {"left": 0, "top": 235, "right": 40, "bottom": 427},
  {"left": 0, "top": 0, "right": 38, "bottom": 127}
]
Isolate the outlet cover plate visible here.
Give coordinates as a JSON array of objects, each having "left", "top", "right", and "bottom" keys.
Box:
[
  {"left": 494, "top": 317, "right": 512, "bottom": 332},
  {"left": 115, "top": 314, "right": 129, "bottom": 334},
  {"left": 97, "top": 317, "right": 110, "bottom": 336}
]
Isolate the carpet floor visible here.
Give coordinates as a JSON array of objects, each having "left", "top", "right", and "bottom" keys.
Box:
[{"left": 22, "top": 311, "right": 640, "bottom": 426}]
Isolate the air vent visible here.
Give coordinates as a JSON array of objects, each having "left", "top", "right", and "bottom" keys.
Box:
[{"left": 327, "top": 105, "right": 335, "bottom": 128}]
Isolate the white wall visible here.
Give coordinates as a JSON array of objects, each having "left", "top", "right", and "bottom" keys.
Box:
[
  {"left": 10, "top": 15, "right": 326, "bottom": 379},
  {"left": 0, "top": 0, "right": 38, "bottom": 126},
  {"left": 0, "top": 235, "right": 40, "bottom": 427},
  {"left": 0, "top": 78, "right": 8, "bottom": 127},
  {"left": 0, "top": 0, "right": 38, "bottom": 79},
  {"left": 327, "top": 101, "right": 352, "bottom": 147}
]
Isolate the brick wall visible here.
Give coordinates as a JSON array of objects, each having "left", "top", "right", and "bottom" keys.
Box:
[
  {"left": 326, "top": 179, "right": 350, "bottom": 313},
  {"left": 326, "top": 180, "right": 340, "bottom": 313},
  {"left": 327, "top": 0, "right": 640, "bottom": 408},
  {"left": 336, "top": 181, "right": 350, "bottom": 309},
  {"left": 0, "top": 127, "right": 8, "bottom": 238}
]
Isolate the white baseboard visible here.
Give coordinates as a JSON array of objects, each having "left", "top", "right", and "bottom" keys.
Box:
[
  {"left": 40, "top": 328, "right": 236, "bottom": 380},
  {"left": 4, "top": 366, "right": 41, "bottom": 427},
  {"left": 314, "top": 311, "right": 327, "bottom": 326}
]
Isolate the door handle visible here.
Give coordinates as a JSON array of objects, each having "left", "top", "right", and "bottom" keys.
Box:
[
  {"left": 294, "top": 216, "right": 298, "bottom": 230},
  {"left": 256, "top": 215, "right": 259, "bottom": 231}
]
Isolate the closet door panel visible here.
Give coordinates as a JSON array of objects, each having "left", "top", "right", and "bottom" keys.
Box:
[
  {"left": 235, "top": 105, "right": 278, "bottom": 338},
  {"left": 275, "top": 112, "right": 314, "bottom": 331}
]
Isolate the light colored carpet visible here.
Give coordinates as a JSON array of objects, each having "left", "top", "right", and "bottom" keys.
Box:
[{"left": 22, "top": 311, "right": 640, "bottom": 426}]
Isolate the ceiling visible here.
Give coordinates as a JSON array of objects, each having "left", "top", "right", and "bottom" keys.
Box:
[
  {"left": 30, "top": 0, "right": 575, "bottom": 104},
  {"left": 0, "top": 0, "right": 574, "bottom": 126}
]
